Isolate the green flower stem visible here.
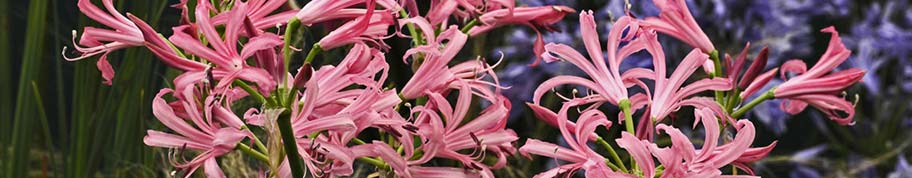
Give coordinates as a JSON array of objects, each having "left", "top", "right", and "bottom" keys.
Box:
[
  {"left": 399, "top": 9, "right": 427, "bottom": 72},
  {"left": 278, "top": 110, "right": 306, "bottom": 178},
  {"left": 398, "top": 10, "right": 424, "bottom": 46},
  {"left": 234, "top": 80, "right": 271, "bottom": 106},
  {"left": 724, "top": 87, "right": 742, "bottom": 114},
  {"left": 709, "top": 51, "right": 725, "bottom": 104},
  {"left": 604, "top": 159, "right": 622, "bottom": 172},
  {"left": 241, "top": 125, "right": 269, "bottom": 154},
  {"left": 237, "top": 142, "right": 270, "bottom": 163},
  {"left": 731, "top": 88, "right": 776, "bottom": 118},
  {"left": 620, "top": 99, "right": 634, "bottom": 134},
  {"left": 304, "top": 43, "right": 321, "bottom": 64},
  {"left": 283, "top": 18, "right": 302, "bottom": 73},
  {"left": 357, "top": 157, "right": 391, "bottom": 171},
  {"left": 460, "top": 18, "right": 479, "bottom": 34},
  {"left": 596, "top": 137, "right": 629, "bottom": 173},
  {"left": 351, "top": 137, "right": 367, "bottom": 145}
]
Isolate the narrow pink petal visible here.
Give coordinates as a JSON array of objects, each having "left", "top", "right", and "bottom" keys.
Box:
[
  {"left": 194, "top": 0, "right": 231, "bottom": 55},
  {"left": 779, "top": 99, "right": 809, "bottom": 115},
  {"left": 96, "top": 53, "right": 115, "bottom": 85},
  {"left": 151, "top": 89, "right": 211, "bottom": 140},
  {"left": 615, "top": 132, "right": 655, "bottom": 178},
  {"left": 203, "top": 158, "right": 227, "bottom": 178},
  {"left": 778, "top": 59, "right": 807, "bottom": 80},
  {"left": 794, "top": 94, "right": 856, "bottom": 125},
  {"left": 673, "top": 78, "right": 732, "bottom": 103},
  {"left": 708, "top": 120, "right": 756, "bottom": 167},
  {"left": 740, "top": 68, "right": 778, "bottom": 99},
  {"left": 239, "top": 33, "right": 283, "bottom": 60},
  {"left": 143, "top": 130, "right": 208, "bottom": 150},
  {"left": 694, "top": 108, "right": 720, "bottom": 162},
  {"left": 518, "top": 139, "right": 587, "bottom": 163},
  {"left": 579, "top": 11, "right": 606, "bottom": 71},
  {"left": 532, "top": 75, "right": 605, "bottom": 104},
  {"left": 775, "top": 69, "right": 865, "bottom": 98}
]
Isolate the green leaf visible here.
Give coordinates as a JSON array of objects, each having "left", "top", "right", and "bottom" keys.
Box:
[{"left": 7, "top": 0, "right": 49, "bottom": 177}]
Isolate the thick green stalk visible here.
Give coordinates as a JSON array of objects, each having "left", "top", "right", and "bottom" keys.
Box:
[
  {"left": 304, "top": 44, "right": 321, "bottom": 64},
  {"left": 709, "top": 51, "right": 725, "bottom": 104},
  {"left": 596, "top": 137, "right": 628, "bottom": 173},
  {"left": 620, "top": 99, "right": 634, "bottom": 134},
  {"left": 731, "top": 88, "right": 776, "bottom": 118},
  {"left": 7, "top": 0, "right": 48, "bottom": 176},
  {"left": 278, "top": 111, "right": 306, "bottom": 178},
  {"left": 283, "top": 18, "right": 302, "bottom": 73}
]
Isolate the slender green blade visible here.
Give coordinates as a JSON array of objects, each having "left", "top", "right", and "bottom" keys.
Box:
[
  {"left": 0, "top": 0, "right": 13, "bottom": 151},
  {"left": 7, "top": 0, "right": 49, "bottom": 177}
]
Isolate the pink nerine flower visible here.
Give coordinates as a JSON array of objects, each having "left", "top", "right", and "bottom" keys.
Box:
[
  {"left": 533, "top": 12, "right": 646, "bottom": 107},
  {"left": 469, "top": 6, "right": 575, "bottom": 66},
  {"left": 650, "top": 108, "right": 775, "bottom": 178},
  {"left": 144, "top": 87, "right": 247, "bottom": 178},
  {"left": 295, "top": 0, "right": 400, "bottom": 25},
  {"left": 422, "top": 0, "right": 514, "bottom": 26},
  {"left": 643, "top": 30, "right": 731, "bottom": 121},
  {"left": 400, "top": 20, "right": 499, "bottom": 100},
  {"left": 64, "top": 0, "right": 144, "bottom": 85},
  {"left": 774, "top": 26, "right": 864, "bottom": 125},
  {"left": 411, "top": 83, "right": 516, "bottom": 178},
  {"left": 641, "top": 0, "right": 715, "bottom": 53},
  {"left": 641, "top": 0, "right": 717, "bottom": 73},
  {"left": 520, "top": 100, "right": 636, "bottom": 178},
  {"left": 168, "top": 0, "right": 279, "bottom": 93},
  {"left": 210, "top": 0, "right": 296, "bottom": 30},
  {"left": 317, "top": 0, "right": 395, "bottom": 50}
]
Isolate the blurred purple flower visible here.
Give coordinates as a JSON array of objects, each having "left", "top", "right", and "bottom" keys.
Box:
[
  {"left": 888, "top": 154, "right": 912, "bottom": 178},
  {"left": 791, "top": 145, "right": 827, "bottom": 163},
  {"left": 843, "top": 2, "right": 912, "bottom": 95},
  {"left": 845, "top": 38, "right": 885, "bottom": 95},
  {"left": 790, "top": 165, "right": 821, "bottom": 178}
]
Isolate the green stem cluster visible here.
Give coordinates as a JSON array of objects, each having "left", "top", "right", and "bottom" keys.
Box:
[{"left": 596, "top": 137, "right": 628, "bottom": 173}]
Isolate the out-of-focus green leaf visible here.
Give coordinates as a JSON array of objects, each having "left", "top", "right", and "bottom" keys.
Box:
[
  {"left": 7, "top": 0, "right": 49, "bottom": 177},
  {"left": 0, "top": 0, "right": 13, "bottom": 155}
]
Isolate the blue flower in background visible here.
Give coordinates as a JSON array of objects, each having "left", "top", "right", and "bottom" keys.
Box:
[
  {"left": 843, "top": 1, "right": 912, "bottom": 95},
  {"left": 790, "top": 165, "right": 821, "bottom": 178},
  {"left": 888, "top": 154, "right": 912, "bottom": 178},
  {"left": 845, "top": 38, "right": 885, "bottom": 96}
]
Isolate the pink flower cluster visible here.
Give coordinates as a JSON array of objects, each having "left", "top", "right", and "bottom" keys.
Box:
[
  {"left": 64, "top": 0, "right": 864, "bottom": 177},
  {"left": 520, "top": 0, "right": 864, "bottom": 177}
]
